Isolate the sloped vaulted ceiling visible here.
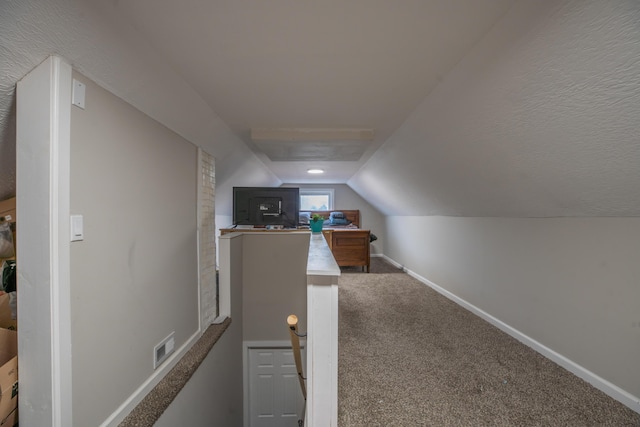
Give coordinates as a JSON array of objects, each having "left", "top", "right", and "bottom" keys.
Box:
[
  {"left": 0, "top": 0, "right": 272, "bottom": 203},
  {"left": 350, "top": 0, "right": 640, "bottom": 217},
  {"left": 105, "top": 0, "right": 517, "bottom": 185},
  {"left": 0, "top": 0, "right": 516, "bottom": 201},
  {"left": 1, "top": 0, "right": 639, "bottom": 218}
]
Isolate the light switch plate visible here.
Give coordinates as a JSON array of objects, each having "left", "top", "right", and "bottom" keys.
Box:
[
  {"left": 72, "top": 79, "right": 86, "bottom": 109},
  {"left": 70, "top": 215, "right": 83, "bottom": 241}
]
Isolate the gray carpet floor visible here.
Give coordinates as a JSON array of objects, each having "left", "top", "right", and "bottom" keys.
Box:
[{"left": 338, "top": 258, "right": 640, "bottom": 426}]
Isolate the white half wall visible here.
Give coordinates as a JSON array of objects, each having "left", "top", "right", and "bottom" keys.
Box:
[
  {"left": 241, "top": 233, "right": 310, "bottom": 342},
  {"left": 385, "top": 216, "right": 640, "bottom": 410}
]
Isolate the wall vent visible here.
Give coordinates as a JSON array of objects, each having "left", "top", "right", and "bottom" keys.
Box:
[{"left": 153, "top": 332, "right": 175, "bottom": 369}]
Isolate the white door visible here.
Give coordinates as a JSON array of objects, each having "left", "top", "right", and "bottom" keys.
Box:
[{"left": 248, "top": 347, "right": 306, "bottom": 427}]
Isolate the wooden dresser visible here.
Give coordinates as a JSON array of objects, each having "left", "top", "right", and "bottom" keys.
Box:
[{"left": 321, "top": 229, "right": 370, "bottom": 272}]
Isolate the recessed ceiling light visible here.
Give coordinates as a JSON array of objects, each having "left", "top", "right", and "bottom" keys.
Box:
[{"left": 307, "top": 169, "right": 324, "bottom": 174}]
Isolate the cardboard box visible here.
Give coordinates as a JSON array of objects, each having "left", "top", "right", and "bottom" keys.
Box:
[
  {"left": 0, "top": 406, "right": 16, "bottom": 427},
  {"left": 0, "top": 328, "right": 17, "bottom": 426},
  {"left": 0, "top": 295, "right": 16, "bottom": 331}
]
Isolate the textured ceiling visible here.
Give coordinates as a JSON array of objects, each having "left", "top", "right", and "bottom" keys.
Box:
[
  {"left": 106, "top": 0, "right": 515, "bottom": 184},
  {"left": 2, "top": 0, "right": 639, "bottom": 217},
  {"left": 0, "top": 0, "right": 515, "bottom": 197},
  {"left": 349, "top": 0, "right": 640, "bottom": 216},
  {"left": 0, "top": 0, "right": 254, "bottom": 201}
]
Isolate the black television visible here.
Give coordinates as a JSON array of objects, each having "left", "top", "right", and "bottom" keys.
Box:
[{"left": 233, "top": 187, "right": 300, "bottom": 228}]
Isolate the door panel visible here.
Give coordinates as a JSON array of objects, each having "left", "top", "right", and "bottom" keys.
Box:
[{"left": 248, "top": 347, "right": 305, "bottom": 427}]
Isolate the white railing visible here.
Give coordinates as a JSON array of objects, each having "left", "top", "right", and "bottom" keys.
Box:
[{"left": 305, "top": 233, "right": 340, "bottom": 426}]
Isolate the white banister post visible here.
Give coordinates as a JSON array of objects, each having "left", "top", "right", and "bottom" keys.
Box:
[{"left": 306, "top": 233, "right": 340, "bottom": 426}]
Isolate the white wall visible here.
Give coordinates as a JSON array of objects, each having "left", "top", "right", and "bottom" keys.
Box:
[
  {"left": 386, "top": 216, "right": 640, "bottom": 407},
  {"left": 69, "top": 71, "right": 200, "bottom": 425},
  {"left": 242, "top": 233, "right": 310, "bottom": 341}
]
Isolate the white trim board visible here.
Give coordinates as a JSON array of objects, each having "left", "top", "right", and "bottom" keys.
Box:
[
  {"left": 380, "top": 254, "right": 640, "bottom": 414},
  {"left": 17, "top": 55, "right": 74, "bottom": 427}
]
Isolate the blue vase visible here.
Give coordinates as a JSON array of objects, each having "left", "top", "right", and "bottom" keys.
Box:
[{"left": 310, "top": 220, "right": 324, "bottom": 233}]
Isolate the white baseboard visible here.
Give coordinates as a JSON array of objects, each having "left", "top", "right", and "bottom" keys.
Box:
[{"left": 381, "top": 255, "right": 640, "bottom": 414}]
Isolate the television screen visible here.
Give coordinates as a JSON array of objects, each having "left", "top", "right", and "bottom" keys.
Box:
[{"left": 233, "top": 187, "right": 300, "bottom": 228}]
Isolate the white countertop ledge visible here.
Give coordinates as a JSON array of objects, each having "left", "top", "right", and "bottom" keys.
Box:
[{"left": 307, "top": 232, "right": 341, "bottom": 284}]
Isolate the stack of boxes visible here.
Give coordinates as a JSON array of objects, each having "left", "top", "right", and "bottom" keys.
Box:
[
  {"left": 0, "top": 328, "right": 17, "bottom": 426},
  {"left": 0, "top": 197, "right": 17, "bottom": 426}
]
